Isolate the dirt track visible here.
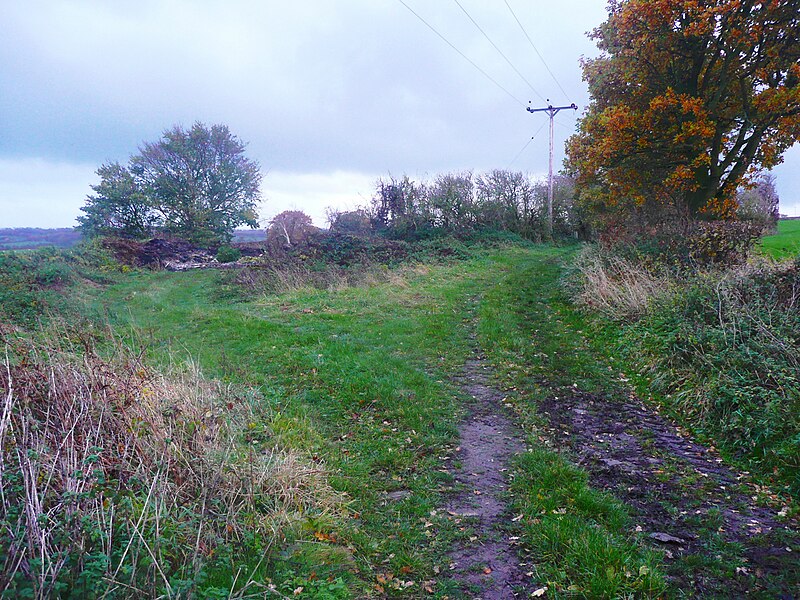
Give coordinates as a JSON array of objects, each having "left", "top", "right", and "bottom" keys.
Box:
[
  {"left": 444, "top": 356, "right": 534, "bottom": 598},
  {"left": 539, "top": 391, "right": 799, "bottom": 598},
  {"left": 443, "top": 350, "right": 799, "bottom": 598}
]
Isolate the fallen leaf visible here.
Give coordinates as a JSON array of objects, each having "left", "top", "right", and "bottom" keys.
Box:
[
  {"left": 483, "top": 567, "right": 492, "bottom": 575},
  {"left": 532, "top": 586, "right": 548, "bottom": 597}
]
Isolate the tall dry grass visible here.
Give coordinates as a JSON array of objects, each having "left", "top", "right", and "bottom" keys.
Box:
[
  {"left": 570, "top": 246, "right": 674, "bottom": 320},
  {"left": 0, "top": 329, "right": 339, "bottom": 598}
]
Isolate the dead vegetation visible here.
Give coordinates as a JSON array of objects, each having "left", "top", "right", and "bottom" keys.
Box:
[
  {"left": 570, "top": 246, "right": 674, "bottom": 319},
  {"left": 0, "top": 327, "right": 340, "bottom": 598}
]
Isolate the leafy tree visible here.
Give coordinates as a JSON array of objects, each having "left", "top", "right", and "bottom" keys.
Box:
[
  {"left": 737, "top": 171, "right": 780, "bottom": 229},
  {"left": 475, "top": 170, "right": 529, "bottom": 232},
  {"left": 428, "top": 172, "right": 475, "bottom": 229},
  {"left": 567, "top": 0, "right": 800, "bottom": 231},
  {"left": 131, "top": 123, "right": 261, "bottom": 245},
  {"left": 327, "top": 208, "right": 372, "bottom": 235},
  {"left": 370, "top": 176, "right": 429, "bottom": 233},
  {"left": 77, "top": 162, "right": 155, "bottom": 238},
  {"left": 267, "top": 210, "right": 315, "bottom": 247},
  {"left": 79, "top": 123, "right": 262, "bottom": 246}
]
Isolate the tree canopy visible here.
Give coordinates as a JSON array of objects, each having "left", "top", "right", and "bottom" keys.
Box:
[
  {"left": 267, "top": 210, "right": 315, "bottom": 247},
  {"left": 566, "top": 0, "right": 800, "bottom": 231},
  {"left": 79, "top": 123, "right": 262, "bottom": 245},
  {"left": 77, "top": 162, "right": 155, "bottom": 239}
]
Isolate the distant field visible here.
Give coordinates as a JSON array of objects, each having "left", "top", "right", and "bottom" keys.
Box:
[
  {"left": 0, "top": 228, "right": 82, "bottom": 250},
  {"left": 758, "top": 219, "right": 800, "bottom": 260},
  {"left": 0, "top": 227, "right": 268, "bottom": 250}
]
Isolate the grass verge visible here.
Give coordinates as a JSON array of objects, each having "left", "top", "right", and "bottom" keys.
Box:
[{"left": 87, "top": 254, "right": 502, "bottom": 596}]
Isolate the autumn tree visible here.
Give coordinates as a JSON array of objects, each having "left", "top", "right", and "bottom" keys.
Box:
[
  {"left": 567, "top": 0, "right": 800, "bottom": 231},
  {"left": 267, "top": 210, "right": 315, "bottom": 247}
]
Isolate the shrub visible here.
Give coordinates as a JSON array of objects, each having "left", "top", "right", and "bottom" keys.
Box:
[
  {"left": 603, "top": 220, "right": 763, "bottom": 272},
  {"left": 624, "top": 259, "right": 800, "bottom": 493},
  {"left": 215, "top": 245, "right": 241, "bottom": 263}
]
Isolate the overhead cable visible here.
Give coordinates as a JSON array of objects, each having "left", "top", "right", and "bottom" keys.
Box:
[
  {"left": 507, "top": 121, "right": 547, "bottom": 169},
  {"left": 452, "top": 0, "right": 547, "bottom": 103},
  {"left": 396, "top": 0, "right": 527, "bottom": 108},
  {"left": 503, "top": 0, "right": 571, "bottom": 102}
]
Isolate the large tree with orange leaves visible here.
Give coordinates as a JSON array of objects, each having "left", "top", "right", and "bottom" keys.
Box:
[{"left": 566, "top": 0, "right": 800, "bottom": 230}]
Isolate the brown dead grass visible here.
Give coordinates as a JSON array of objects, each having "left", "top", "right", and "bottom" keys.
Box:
[
  {"left": 571, "top": 246, "right": 674, "bottom": 320},
  {"left": 0, "top": 329, "right": 340, "bottom": 598}
]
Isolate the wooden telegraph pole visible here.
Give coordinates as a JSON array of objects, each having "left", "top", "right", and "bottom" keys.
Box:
[{"left": 526, "top": 101, "right": 577, "bottom": 238}]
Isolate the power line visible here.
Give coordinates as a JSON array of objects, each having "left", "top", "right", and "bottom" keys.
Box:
[
  {"left": 503, "top": 0, "right": 570, "bottom": 102},
  {"left": 396, "top": 0, "right": 526, "bottom": 108},
  {"left": 507, "top": 121, "right": 546, "bottom": 169},
  {"left": 452, "top": 0, "right": 547, "bottom": 103}
]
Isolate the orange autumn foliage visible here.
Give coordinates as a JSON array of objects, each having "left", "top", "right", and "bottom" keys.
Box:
[{"left": 566, "top": 0, "right": 800, "bottom": 231}]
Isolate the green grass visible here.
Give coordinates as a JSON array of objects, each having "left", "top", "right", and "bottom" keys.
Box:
[
  {"left": 82, "top": 247, "right": 669, "bottom": 597},
  {"left": 20, "top": 239, "right": 798, "bottom": 597},
  {"left": 476, "top": 247, "right": 666, "bottom": 598},
  {"left": 757, "top": 219, "right": 800, "bottom": 259},
  {"left": 89, "top": 258, "right": 497, "bottom": 596}
]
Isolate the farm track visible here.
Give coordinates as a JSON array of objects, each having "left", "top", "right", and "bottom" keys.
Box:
[{"left": 443, "top": 307, "right": 798, "bottom": 598}]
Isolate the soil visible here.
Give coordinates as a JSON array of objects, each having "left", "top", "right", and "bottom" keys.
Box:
[
  {"left": 104, "top": 237, "right": 219, "bottom": 270},
  {"left": 538, "top": 391, "right": 800, "bottom": 598},
  {"left": 444, "top": 355, "right": 535, "bottom": 599}
]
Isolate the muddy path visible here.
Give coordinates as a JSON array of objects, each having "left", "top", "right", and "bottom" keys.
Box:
[
  {"left": 539, "top": 390, "right": 799, "bottom": 598},
  {"left": 443, "top": 355, "right": 534, "bottom": 598}
]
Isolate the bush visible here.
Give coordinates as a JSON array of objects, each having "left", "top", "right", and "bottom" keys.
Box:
[
  {"left": 215, "top": 245, "right": 241, "bottom": 263},
  {"left": 624, "top": 259, "right": 800, "bottom": 493},
  {"left": 0, "top": 244, "right": 117, "bottom": 327},
  {"left": 603, "top": 220, "right": 763, "bottom": 272}
]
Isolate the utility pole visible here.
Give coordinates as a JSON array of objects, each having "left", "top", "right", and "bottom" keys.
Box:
[{"left": 526, "top": 101, "right": 577, "bottom": 238}]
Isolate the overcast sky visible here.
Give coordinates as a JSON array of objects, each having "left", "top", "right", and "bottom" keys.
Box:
[{"left": 2, "top": 0, "right": 798, "bottom": 228}]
